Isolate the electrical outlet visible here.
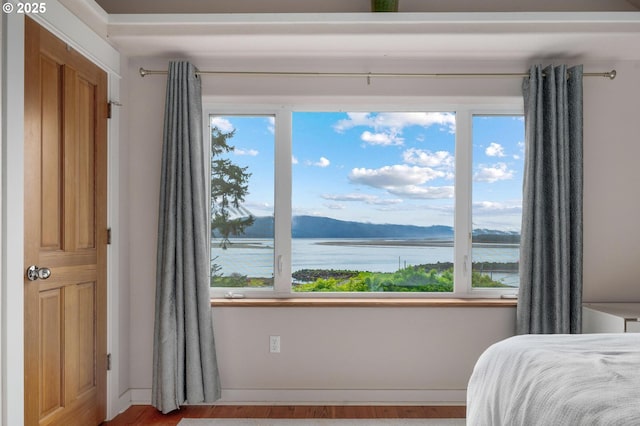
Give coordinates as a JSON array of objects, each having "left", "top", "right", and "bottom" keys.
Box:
[{"left": 269, "top": 335, "right": 281, "bottom": 353}]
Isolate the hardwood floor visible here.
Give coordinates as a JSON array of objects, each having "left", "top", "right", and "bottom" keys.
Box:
[{"left": 102, "top": 405, "right": 466, "bottom": 425}]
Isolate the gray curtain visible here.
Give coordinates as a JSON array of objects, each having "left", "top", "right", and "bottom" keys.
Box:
[
  {"left": 517, "top": 64, "right": 584, "bottom": 335},
  {"left": 152, "top": 61, "right": 221, "bottom": 414}
]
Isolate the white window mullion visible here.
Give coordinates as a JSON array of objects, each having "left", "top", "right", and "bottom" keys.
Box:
[
  {"left": 273, "top": 109, "right": 292, "bottom": 295},
  {"left": 453, "top": 109, "right": 473, "bottom": 296}
]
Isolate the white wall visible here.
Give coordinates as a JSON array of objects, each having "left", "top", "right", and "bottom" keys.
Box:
[
  {"left": 118, "top": 55, "right": 132, "bottom": 399},
  {"left": 212, "top": 306, "right": 514, "bottom": 403},
  {"left": 0, "top": 12, "right": 3, "bottom": 423},
  {"left": 1, "top": 12, "right": 25, "bottom": 425},
  {"left": 121, "top": 56, "right": 640, "bottom": 404},
  {"left": 582, "top": 61, "right": 640, "bottom": 302},
  {"left": 126, "top": 57, "right": 165, "bottom": 396}
]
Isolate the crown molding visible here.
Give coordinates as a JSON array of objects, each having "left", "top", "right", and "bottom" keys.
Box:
[{"left": 105, "top": 12, "right": 640, "bottom": 61}]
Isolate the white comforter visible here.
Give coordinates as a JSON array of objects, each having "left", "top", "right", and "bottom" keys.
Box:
[{"left": 467, "top": 333, "right": 640, "bottom": 426}]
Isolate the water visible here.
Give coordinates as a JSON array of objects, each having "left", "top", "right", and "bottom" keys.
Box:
[{"left": 211, "top": 238, "right": 519, "bottom": 286}]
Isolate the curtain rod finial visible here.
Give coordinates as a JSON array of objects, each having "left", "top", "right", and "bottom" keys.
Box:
[
  {"left": 608, "top": 70, "right": 617, "bottom": 80},
  {"left": 139, "top": 67, "right": 147, "bottom": 77}
]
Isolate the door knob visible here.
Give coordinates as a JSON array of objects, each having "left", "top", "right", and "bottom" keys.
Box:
[{"left": 26, "top": 265, "right": 51, "bottom": 281}]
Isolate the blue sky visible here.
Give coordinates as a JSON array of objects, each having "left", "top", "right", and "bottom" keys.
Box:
[{"left": 210, "top": 112, "right": 524, "bottom": 232}]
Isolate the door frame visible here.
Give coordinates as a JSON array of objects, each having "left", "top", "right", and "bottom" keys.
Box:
[{"left": 1, "top": 7, "right": 121, "bottom": 424}]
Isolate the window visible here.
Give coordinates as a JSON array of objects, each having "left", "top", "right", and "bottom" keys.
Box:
[
  {"left": 209, "top": 115, "right": 275, "bottom": 290},
  {"left": 208, "top": 106, "right": 523, "bottom": 297},
  {"left": 292, "top": 112, "right": 456, "bottom": 293},
  {"left": 471, "top": 116, "right": 524, "bottom": 290}
]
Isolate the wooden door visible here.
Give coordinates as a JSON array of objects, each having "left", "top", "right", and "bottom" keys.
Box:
[{"left": 24, "top": 17, "right": 108, "bottom": 426}]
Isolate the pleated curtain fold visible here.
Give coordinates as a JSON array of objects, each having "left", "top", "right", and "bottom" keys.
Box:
[
  {"left": 152, "top": 61, "right": 221, "bottom": 414},
  {"left": 517, "top": 64, "right": 584, "bottom": 335}
]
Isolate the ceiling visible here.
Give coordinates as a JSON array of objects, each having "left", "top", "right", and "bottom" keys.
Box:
[
  {"left": 94, "top": 0, "right": 640, "bottom": 14},
  {"left": 77, "top": 0, "right": 640, "bottom": 63}
]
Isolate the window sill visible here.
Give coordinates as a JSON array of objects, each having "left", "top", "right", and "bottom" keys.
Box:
[{"left": 211, "top": 297, "right": 517, "bottom": 308}]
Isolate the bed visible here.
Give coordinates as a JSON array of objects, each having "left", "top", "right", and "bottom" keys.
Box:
[{"left": 467, "top": 333, "right": 640, "bottom": 425}]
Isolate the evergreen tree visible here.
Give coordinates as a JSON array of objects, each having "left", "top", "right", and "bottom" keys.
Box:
[{"left": 210, "top": 126, "right": 255, "bottom": 250}]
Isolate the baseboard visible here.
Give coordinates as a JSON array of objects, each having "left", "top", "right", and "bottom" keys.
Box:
[
  {"left": 219, "top": 389, "right": 466, "bottom": 405},
  {"left": 123, "top": 388, "right": 465, "bottom": 406}
]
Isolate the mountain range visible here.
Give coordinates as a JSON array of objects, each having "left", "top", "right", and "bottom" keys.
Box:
[{"left": 217, "top": 215, "right": 519, "bottom": 242}]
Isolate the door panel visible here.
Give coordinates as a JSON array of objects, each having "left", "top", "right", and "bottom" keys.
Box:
[
  {"left": 76, "top": 78, "right": 97, "bottom": 250},
  {"left": 76, "top": 281, "right": 97, "bottom": 394},
  {"left": 24, "top": 17, "right": 108, "bottom": 426},
  {"left": 39, "top": 290, "right": 63, "bottom": 418},
  {"left": 39, "top": 56, "right": 63, "bottom": 250}
]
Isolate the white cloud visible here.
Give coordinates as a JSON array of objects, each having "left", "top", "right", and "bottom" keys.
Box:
[
  {"left": 348, "top": 165, "right": 452, "bottom": 200},
  {"left": 349, "top": 164, "right": 444, "bottom": 187},
  {"left": 234, "top": 148, "right": 259, "bottom": 156},
  {"left": 210, "top": 117, "right": 235, "bottom": 133},
  {"left": 515, "top": 141, "right": 525, "bottom": 159},
  {"left": 473, "top": 200, "right": 522, "bottom": 216},
  {"left": 333, "top": 112, "right": 455, "bottom": 151},
  {"left": 371, "top": 198, "right": 404, "bottom": 205},
  {"left": 243, "top": 201, "right": 273, "bottom": 214},
  {"left": 387, "top": 185, "right": 455, "bottom": 199},
  {"left": 403, "top": 148, "right": 454, "bottom": 169},
  {"left": 245, "top": 201, "right": 271, "bottom": 208},
  {"left": 333, "top": 112, "right": 456, "bottom": 134},
  {"left": 322, "top": 193, "right": 377, "bottom": 202},
  {"left": 485, "top": 142, "right": 506, "bottom": 157},
  {"left": 307, "top": 157, "right": 330, "bottom": 167},
  {"left": 380, "top": 112, "right": 456, "bottom": 133},
  {"left": 267, "top": 116, "right": 275, "bottom": 134},
  {"left": 333, "top": 112, "right": 371, "bottom": 132},
  {"left": 292, "top": 155, "right": 299, "bottom": 165},
  {"left": 322, "top": 193, "right": 403, "bottom": 205},
  {"left": 325, "top": 203, "right": 346, "bottom": 210},
  {"left": 317, "top": 157, "right": 330, "bottom": 167},
  {"left": 361, "top": 131, "right": 404, "bottom": 146},
  {"left": 474, "top": 163, "right": 514, "bottom": 183}
]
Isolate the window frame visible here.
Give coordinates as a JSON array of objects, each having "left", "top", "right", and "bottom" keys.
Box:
[{"left": 205, "top": 101, "right": 523, "bottom": 299}]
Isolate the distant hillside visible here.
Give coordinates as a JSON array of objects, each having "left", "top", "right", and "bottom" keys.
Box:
[
  {"left": 212, "top": 215, "right": 519, "bottom": 242},
  {"left": 473, "top": 228, "right": 521, "bottom": 244},
  {"left": 291, "top": 215, "right": 453, "bottom": 239}
]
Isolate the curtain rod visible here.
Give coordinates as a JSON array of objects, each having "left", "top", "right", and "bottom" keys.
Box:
[{"left": 138, "top": 67, "right": 617, "bottom": 80}]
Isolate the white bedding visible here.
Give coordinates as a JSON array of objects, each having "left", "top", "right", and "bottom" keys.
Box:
[{"left": 467, "top": 333, "right": 640, "bottom": 426}]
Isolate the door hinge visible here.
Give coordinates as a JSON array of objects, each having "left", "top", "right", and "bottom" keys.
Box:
[
  {"left": 107, "top": 100, "right": 122, "bottom": 119},
  {"left": 107, "top": 353, "right": 112, "bottom": 371},
  {"left": 107, "top": 228, "right": 112, "bottom": 245}
]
